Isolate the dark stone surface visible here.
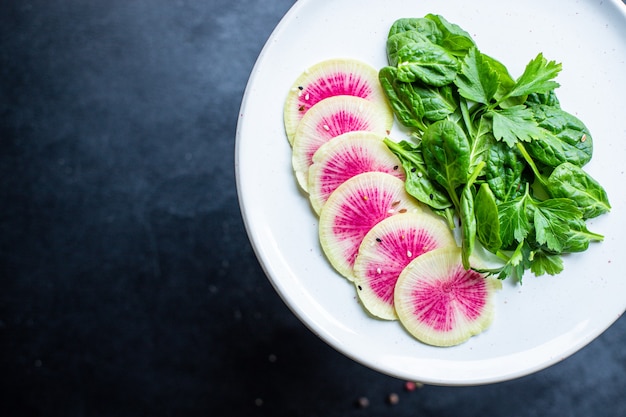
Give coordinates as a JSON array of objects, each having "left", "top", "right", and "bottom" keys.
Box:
[{"left": 1, "top": 1, "right": 624, "bottom": 416}]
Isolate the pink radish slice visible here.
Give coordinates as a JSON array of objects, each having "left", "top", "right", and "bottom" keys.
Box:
[
  {"left": 353, "top": 212, "right": 456, "bottom": 320},
  {"left": 283, "top": 58, "right": 388, "bottom": 145},
  {"left": 394, "top": 247, "right": 501, "bottom": 347},
  {"left": 319, "top": 172, "right": 423, "bottom": 281},
  {"left": 292, "top": 95, "right": 393, "bottom": 193},
  {"left": 308, "top": 131, "right": 405, "bottom": 215}
]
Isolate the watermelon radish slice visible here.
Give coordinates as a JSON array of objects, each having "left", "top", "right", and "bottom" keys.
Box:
[
  {"left": 394, "top": 247, "right": 502, "bottom": 347},
  {"left": 283, "top": 58, "right": 389, "bottom": 145},
  {"left": 353, "top": 212, "right": 456, "bottom": 320},
  {"left": 319, "top": 171, "right": 423, "bottom": 281},
  {"left": 292, "top": 95, "right": 393, "bottom": 192},
  {"left": 308, "top": 131, "right": 406, "bottom": 215}
]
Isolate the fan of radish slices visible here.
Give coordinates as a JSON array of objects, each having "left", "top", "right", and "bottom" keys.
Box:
[{"left": 283, "top": 58, "right": 501, "bottom": 347}]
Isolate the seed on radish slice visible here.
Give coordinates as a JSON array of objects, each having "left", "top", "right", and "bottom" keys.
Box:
[
  {"left": 292, "top": 96, "right": 393, "bottom": 193},
  {"left": 308, "top": 131, "right": 406, "bottom": 215},
  {"left": 394, "top": 247, "right": 502, "bottom": 347},
  {"left": 319, "top": 171, "right": 423, "bottom": 281},
  {"left": 283, "top": 58, "right": 389, "bottom": 145},
  {"left": 353, "top": 212, "right": 456, "bottom": 320}
]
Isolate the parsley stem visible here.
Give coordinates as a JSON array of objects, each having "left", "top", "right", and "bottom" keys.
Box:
[
  {"left": 459, "top": 99, "right": 475, "bottom": 139},
  {"left": 495, "top": 250, "right": 511, "bottom": 262},
  {"left": 515, "top": 142, "right": 547, "bottom": 186},
  {"left": 468, "top": 161, "right": 486, "bottom": 187}
]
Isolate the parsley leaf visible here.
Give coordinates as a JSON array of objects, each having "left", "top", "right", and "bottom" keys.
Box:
[
  {"left": 497, "top": 190, "right": 532, "bottom": 248},
  {"left": 499, "top": 240, "right": 531, "bottom": 281},
  {"left": 454, "top": 47, "right": 500, "bottom": 104},
  {"left": 532, "top": 198, "right": 582, "bottom": 252},
  {"left": 530, "top": 251, "right": 564, "bottom": 276},
  {"left": 490, "top": 105, "right": 542, "bottom": 147},
  {"left": 507, "top": 53, "right": 562, "bottom": 98}
]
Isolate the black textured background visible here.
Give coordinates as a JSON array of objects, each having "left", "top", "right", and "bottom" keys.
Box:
[{"left": 1, "top": 1, "right": 625, "bottom": 416}]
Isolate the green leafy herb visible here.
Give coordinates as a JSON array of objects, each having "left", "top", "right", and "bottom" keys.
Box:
[
  {"left": 505, "top": 53, "right": 562, "bottom": 99},
  {"left": 379, "top": 14, "right": 610, "bottom": 281},
  {"left": 421, "top": 120, "right": 470, "bottom": 208},
  {"left": 489, "top": 105, "right": 542, "bottom": 147},
  {"left": 460, "top": 184, "right": 476, "bottom": 269},
  {"left": 529, "top": 250, "right": 564, "bottom": 276},
  {"left": 484, "top": 140, "right": 527, "bottom": 203},
  {"left": 383, "top": 138, "right": 453, "bottom": 211},
  {"left": 546, "top": 162, "right": 611, "bottom": 219},
  {"left": 379, "top": 66, "right": 427, "bottom": 130},
  {"left": 396, "top": 42, "right": 459, "bottom": 86},
  {"left": 525, "top": 103, "right": 593, "bottom": 168},
  {"left": 497, "top": 187, "right": 532, "bottom": 249},
  {"left": 474, "top": 183, "right": 502, "bottom": 253},
  {"left": 423, "top": 13, "right": 475, "bottom": 56},
  {"left": 455, "top": 47, "right": 500, "bottom": 105},
  {"left": 532, "top": 198, "right": 583, "bottom": 253}
]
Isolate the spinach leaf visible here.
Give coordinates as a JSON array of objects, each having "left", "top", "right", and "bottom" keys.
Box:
[
  {"left": 421, "top": 120, "right": 470, "bottom": 205},
  {"left": 379, "top": 66, "right": 457, "bottom": 128},
  {"left": 387, "top": 28, "right": 439, "bottom": 67},
  {"left": 558, "top": 221, "right": 604, "bottom": 253},
  {"left": 424, "top": 14, "right": 475, "bottom": 56},
  {"left": 395, "top": 42, "right": 459, "bottom": 86},
  {"left": 525, "top": 103, "right": 593, "bottom": 167},
  {"left": 383, "top": 139, "right": 453, "bottom": 210},
  {"left": 459, "top": 162, "right": 484, "bottom": 268},
  {"left": 475, "top": 183, "right": 502, "bottom": 253},
  {"left": 527, "top": 90, "right": 560, "bottom": 107},
  {"left": 460, "top": 185, "right": 476, "bottom": 269},
  {"left": 546, "top": 162, "right": 611, "bottom": 219},
  {"left": 524, "top": 130, "right": 591, "bottom": 169},
  {"left": 379, "top": 66, "right": 427, "bottom": 130},
  {"left": 388, "top": 17, "right": 441, "bottom": 39},
  {"left": 417, "top": 84, "right": 458, "bottom": 122},
  {"left": 485, "top": 139, "right": 527, "bottom": 203}
]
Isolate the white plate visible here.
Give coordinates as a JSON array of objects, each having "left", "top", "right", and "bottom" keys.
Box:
[{"left": 235, "top": 0, "right": 626, "bottom": 385}]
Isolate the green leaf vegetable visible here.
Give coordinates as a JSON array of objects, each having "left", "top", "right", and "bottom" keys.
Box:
[{"left": 380, "top": 14, "right": 611, "bottom": 282}]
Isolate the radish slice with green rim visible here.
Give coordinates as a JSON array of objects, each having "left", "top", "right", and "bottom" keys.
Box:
[
  {"left": 394, "top": 246, "right": 502, "bottom": 347},
  {"left": 283, "top": 58, "right": 388, "bottom": 145},
  {"left": 308, "top": 131, "right": 405, "bottom": 215},
  {"left": 319, "top": 171, "right": 423, "bottom": 281},
  {"left": 353, "top": 212, "right": 456, "bottom": 320},
  {"left": 292, "top": 95, "right": 393, "bottom": 193}
]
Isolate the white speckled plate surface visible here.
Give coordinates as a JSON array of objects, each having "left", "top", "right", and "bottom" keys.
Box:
[{"left": 236, "top": 0, "right": 626, "bottom": 385}]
